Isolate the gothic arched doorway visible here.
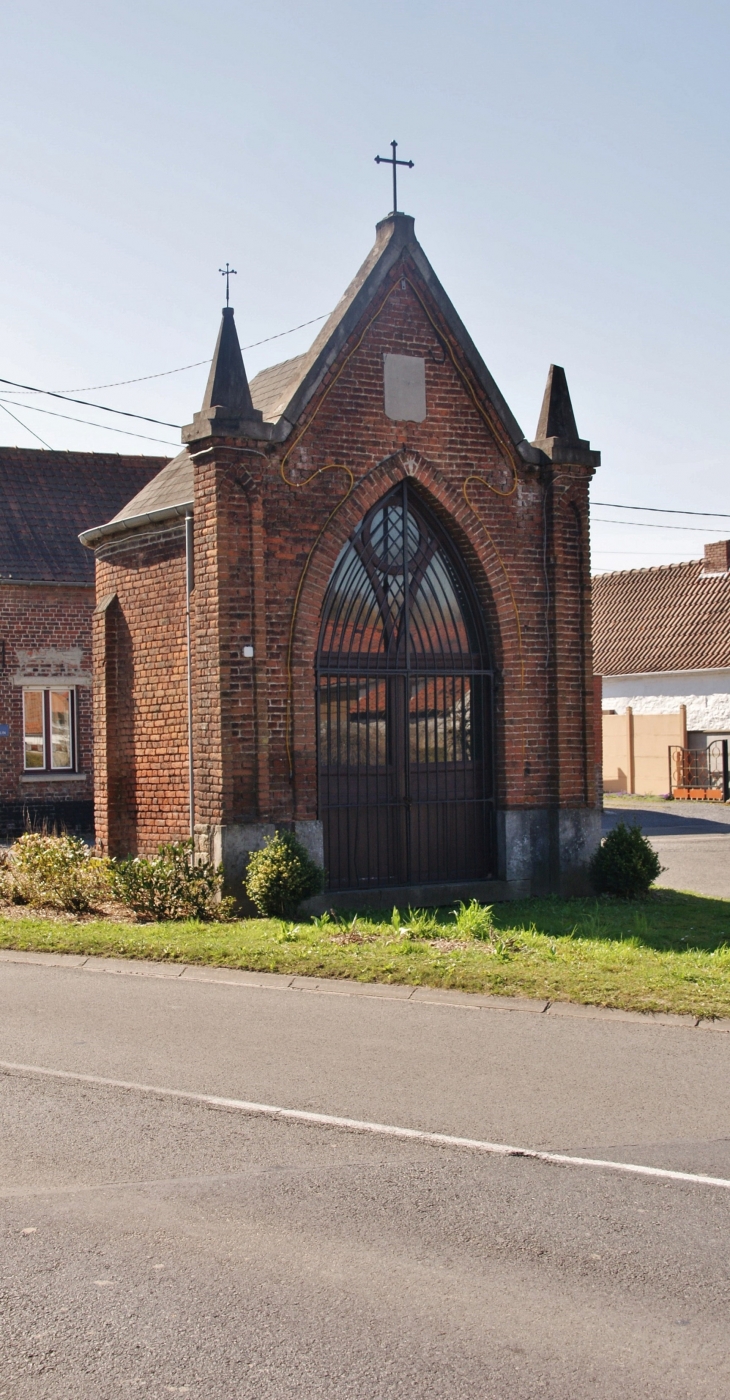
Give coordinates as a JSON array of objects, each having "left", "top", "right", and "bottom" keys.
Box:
[{"left": 317, "top": 481, "right": 495, "bottom": 891}]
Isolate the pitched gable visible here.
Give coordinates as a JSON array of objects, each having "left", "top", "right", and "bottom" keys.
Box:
[{"left": 249, "top": 213, "right": 536, "bottom": 461}]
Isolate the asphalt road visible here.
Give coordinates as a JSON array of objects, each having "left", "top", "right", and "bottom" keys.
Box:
[
  {"left": 2, "top": 958, "right": 730, "bottom": 1398},
  {"left": 604, "top": 798, "right": 730, "bottom": 898}
]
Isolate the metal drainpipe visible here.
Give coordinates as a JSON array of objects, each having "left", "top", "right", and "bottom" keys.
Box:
[{"left": 185, "top": 513, "right": 195, "bottom": 844}]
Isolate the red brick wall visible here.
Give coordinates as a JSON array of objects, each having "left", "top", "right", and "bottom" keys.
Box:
[
  {"left": 0, "top": 583, "right": 95, "bottom": 814},
  {"left": 93, "top": 251, "right": 597, "bottom": 859},
  {"left": 94, "top": 525, "right": 189, "bottom": 854}
]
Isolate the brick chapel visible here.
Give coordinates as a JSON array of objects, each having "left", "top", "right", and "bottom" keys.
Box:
[{"left": 81, "top": 211, "right": 602, "bottom": 904}]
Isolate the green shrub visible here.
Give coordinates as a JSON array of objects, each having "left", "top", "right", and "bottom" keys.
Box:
[
  {"left": 110, "top": 840, "right": 233, "bottom": 922},
  {"left": 245, "top": 830, "right": 324, "bottom": 918},
  {"left": 589, "top": 822, "right": 663, "bottom": 899},
  {"left": 2, "top": 833, "right": 111, "bottom": 913}
]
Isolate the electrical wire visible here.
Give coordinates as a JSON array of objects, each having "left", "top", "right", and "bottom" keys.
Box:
[
  {"left": 241, "top": 313, "right": 329, "bottom": 352},
  {"left": 0, "top": 401, "right": 52, "bottom": 449},
  {"left": 592, "top": 500, "right": 730, "bottom": 520},
  {"left": 593, "top": 549, "right": 700, "bottom": 556},
  {"left": 0, "top": 378, "right": 181, "bottom": 428},
  {"left": 0, "top": 398, "right": 177, "bottom": 447},
  {"left": 593, "top": 516, "right": 725, "bottom": 533},
  {"left": 8, "top": 313, "right": 331, "bottom": 396}
]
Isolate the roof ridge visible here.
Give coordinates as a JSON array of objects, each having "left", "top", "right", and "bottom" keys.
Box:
[
  {"left": 0, "top": 446, "right": 168, "bottom": 463},
  {"left": 593, "top": 557, "right": 702, "bottom": 579}
]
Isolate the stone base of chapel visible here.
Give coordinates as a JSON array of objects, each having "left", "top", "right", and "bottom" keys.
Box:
[{"left": 194, "top": 806, "right": 601, "bottom": 910}]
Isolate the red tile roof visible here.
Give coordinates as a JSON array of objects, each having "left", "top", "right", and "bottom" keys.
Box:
[
  {"left": 593, "top": 558, "right": 730, "bottom": 676},
  {"left": 0, "top": 448, "right": 168, "bottom": 585}
]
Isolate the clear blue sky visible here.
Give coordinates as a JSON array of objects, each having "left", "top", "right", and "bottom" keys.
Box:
[{"left": 1, "top": 0, "right": 728, "bottom": 571}]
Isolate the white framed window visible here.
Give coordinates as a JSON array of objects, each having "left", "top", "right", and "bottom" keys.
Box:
[{"left": 23, "top": 688, "right": 76, "bottom": 772}]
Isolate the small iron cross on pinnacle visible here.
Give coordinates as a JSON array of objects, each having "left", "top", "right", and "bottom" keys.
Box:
[
  {"left": 374, "top": 140, "right": 414, "bottom": 215},
  {"left": 219, "top": 263, "right": 237, "bottom": 306}
]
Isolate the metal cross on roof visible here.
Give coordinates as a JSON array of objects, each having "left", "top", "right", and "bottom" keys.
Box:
[
  {"left": 219, "top": 263, "right": 237, "bottom": 306},
  {"left": 374, "top": 140, "right": 414, "bottom": 215}
]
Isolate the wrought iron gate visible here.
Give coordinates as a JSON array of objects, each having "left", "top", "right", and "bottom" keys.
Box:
[
  {"left": 670, "top": 740, "right": 730, "bottom": 801},
  {"left": 317, "top": 482, "right": 494, "bottom": 891}
]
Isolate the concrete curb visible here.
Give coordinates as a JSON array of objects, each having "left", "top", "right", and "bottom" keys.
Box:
[{"left": 0, "top": 945, "right": 726, "bottom": 1030}]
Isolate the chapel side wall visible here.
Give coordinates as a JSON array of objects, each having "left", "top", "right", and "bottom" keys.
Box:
[
  {"left": 94, "top": 527, "right": 189, "bottom": 856},
  {"left": 0, "top": 582, "right": 95, "bottom": 835},
  {"left": 551, "top": 476, "right": 596, "bottom": 810},
  {"left": 191, "top": 447, "right": 260, "bottom": 839}
]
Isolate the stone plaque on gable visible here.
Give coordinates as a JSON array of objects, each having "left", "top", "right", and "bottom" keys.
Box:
[{"left": 383, "top": 353, "right": 426, "bottom": 422}]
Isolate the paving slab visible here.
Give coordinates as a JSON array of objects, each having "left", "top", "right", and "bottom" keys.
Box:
[
  {"left": 181, "top": 966, "right": 294, "bottom": 989},
  {"left": 81, "top": 956, "right": 186, "bottom": 978},
  {"left": 477, "top": 994, "right": 550, "bottom": 1013},
  {"left": 0, "top": 948, "right": 88, "bottom": 968},
  {"left": 289, "top": 975, "right": 414, "bottom": 998},
  {"left": 408, "top": 986, "right": 484, "bottom": 1008},
  {"left": 544, "top": 1001, "right": 700, "bottom": 1027},
  {"left": 545, "top": 1000, "right": 649, "bottom": 1023}
]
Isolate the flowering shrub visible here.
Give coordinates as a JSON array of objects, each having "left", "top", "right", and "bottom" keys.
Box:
[
  {"left": 1, "top": 833, "right": 111, "bottom": 913},
  {"left": 110, "top": 840, "right": 233, "bottom": 922}
]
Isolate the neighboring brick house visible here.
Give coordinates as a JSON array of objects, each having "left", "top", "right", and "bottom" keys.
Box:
[
  {"left": 0, "top": 449, "right": 167, "bottom": 837},
  {"left": 82, "top": 211, "right": 601, "bottom": 902},
  {"left": 594, "top": 541, "right": 730, "bottom": 795}
]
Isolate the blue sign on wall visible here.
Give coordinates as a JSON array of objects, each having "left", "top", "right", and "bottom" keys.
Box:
[{"left": 0, "top": 724, "right": 9, "bottom": 737}]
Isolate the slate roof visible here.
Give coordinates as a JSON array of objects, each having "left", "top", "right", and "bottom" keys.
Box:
[
  {"left": 593, "top": 559, "right": 730, "bottom": 675},
  {"left": 0, "top": 448, "right": 168, "bottom": 584},
  {"left": 105, "top": 449, "right": 193, "bottom": 525},
  {"left": 249, "top": 354, "right": 309, "bottom": 422}
]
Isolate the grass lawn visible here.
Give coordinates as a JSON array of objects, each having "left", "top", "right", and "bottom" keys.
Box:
[{"left": 3, "top": 888, "right": 730, "bottom": 1018}]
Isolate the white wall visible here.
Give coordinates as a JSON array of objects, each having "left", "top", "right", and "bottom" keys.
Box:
[{"left": 602, "top": 670, "right": 730, "bottom": 733}]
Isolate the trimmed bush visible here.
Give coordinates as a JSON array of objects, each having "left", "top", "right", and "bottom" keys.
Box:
[
  {"left": 1, "top": 833, "right": 111, "bottom": 913},
  {"left": 245, "top": 830, "right": 325, "bottom": 918},
  {"left": 110, "top": 840, "right": 233, "bottom": 922},
  {"left": 589, "top": 822, "right": 663, "bottom": 899}
]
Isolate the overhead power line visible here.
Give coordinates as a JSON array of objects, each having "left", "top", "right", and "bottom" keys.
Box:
[
  {"left": 593, "top": 549, "right": 700, "bottom": 556},
  {"left": 0, "top": 401, "right": 52, "bottom": 449},
  {"left": 242, "top": 313, "right": 329, "bottom": 352},
  {"left": 59, "top": 359, "right": 211, "bottom": 393},
  {"left": 593, "top": 516, "right": 725, "bottom": 533},
  {"left": 0, "top": 398, "right": 178, "bottom": 447},
  {"left": 0, "top": 377, "right": 181, "bottom": 428},
  {"left": 592, "top": 500, "right": 730, "bottom": 520},
  {"left": 8, "top": 312, "right": 331, "bottom": 396}
]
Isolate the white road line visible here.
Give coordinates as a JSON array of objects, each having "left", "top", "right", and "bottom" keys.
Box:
[{"left": 2, "top": 1058, "right": 730, "bottom": 1192}]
